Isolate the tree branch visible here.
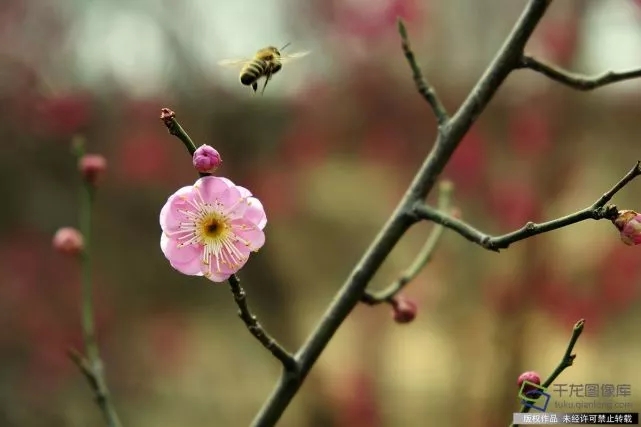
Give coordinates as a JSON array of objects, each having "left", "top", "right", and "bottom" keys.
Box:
[
  {"left": 70, "top": 141, "right": 122, "bottom": 427},
  {"left": 251, "top": 1, "right": 554, "bottom": 425},
  {"left": 160, "top": 108, "right": 208, "bottom": 178},
  {"left": 398, "top": 18, "right": 449, "bottom": 127},
  {"left": 228, "top": 275, "right": 298, "bottom": 372},
  {"left": 518, "top": 55, "right": 641, "bottom": 90},
  {"left": 511, "top": 319, "right": 585, "bottom": 427},
  {"left": 160, "top": 108, "right": 295, "bottom": 370},
  {"left": 413, "top": 161, "right": 641, "bottom": 251},
  {"left": 361, "top": 180, "right": 453, "bottom": 305}
]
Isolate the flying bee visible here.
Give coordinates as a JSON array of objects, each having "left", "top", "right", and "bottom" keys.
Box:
[{"left": 218, "top": 43, "right": 310, "bottom": 95}]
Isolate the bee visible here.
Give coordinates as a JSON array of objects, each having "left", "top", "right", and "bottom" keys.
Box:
[{"left": 218, "top": 43, "right": 310, "bottom": 95}]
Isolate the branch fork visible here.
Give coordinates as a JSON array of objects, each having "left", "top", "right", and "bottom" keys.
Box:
[{"left": 413, "top": 162, "right": 640, "bottom": 252}]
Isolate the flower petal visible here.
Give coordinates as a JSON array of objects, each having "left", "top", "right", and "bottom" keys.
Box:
[
  {"left": 161, "top": 233, "right": 201, "bottom": 265},
  {"left": 172, "top": 257, "right": 205, "bottom": 276},
  {"left": 201, "top": 248, "right": 248, "bottom": 278},
  {"left": 236, "top": 185, "right": 252, "bottom": 198},
  {"left": 219, "top": 186, "right": 248, "bottom": 217},
  {"left": 204, "top": 270, "right": 232, "bottom": 283},
  {"left": 159, "top": 186, "right": 197, "bottom": 233},
  {"left": 231, "top": 219, "right": 266, "bottom": 252},
  {"left": 195, "top": 176, "right": 233, "bottom": 202},
  {"left": 245, "top": 197, "right": 267, "bottom": 229}
]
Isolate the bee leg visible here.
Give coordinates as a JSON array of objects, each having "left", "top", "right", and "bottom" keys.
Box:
[
  {"left": 251, "top": 82, "right": 258, "bottom": 93},
  {"left": 260, "top": 73, "right": 272, "bottom": 95}
]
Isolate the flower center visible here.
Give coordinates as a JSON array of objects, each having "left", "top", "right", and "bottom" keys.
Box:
[{"left": 203, "top": 217, "right": 224, "bottom": 238}]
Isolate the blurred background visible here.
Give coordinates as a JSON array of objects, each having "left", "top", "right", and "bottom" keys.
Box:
[{"left": 2, "top": 0, "right": 641, "bottom": 425}]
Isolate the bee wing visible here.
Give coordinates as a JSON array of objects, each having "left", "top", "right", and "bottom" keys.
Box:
[
  {"left": 280, "top": 51, "right": 311, "bottom": 64},
  {"left": 218, "top": 58, "right": 252, "bottom": 68}
]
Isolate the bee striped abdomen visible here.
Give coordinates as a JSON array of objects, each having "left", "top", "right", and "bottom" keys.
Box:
[{"left": 240, "top": 59, "right": 268, "bottom": 86}]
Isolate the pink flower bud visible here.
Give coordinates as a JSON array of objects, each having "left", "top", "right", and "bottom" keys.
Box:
[
  {"left": 79, "top": 154, "right": 107, "bottom": 185},
  {"left": 391, "top": 296, "right": 417, "bottom": 324},
  {"left": 518, "top": 371, "right": 542, "bottom": 399},
  {"left": 193, "top": 144, "right": 222, "bottom": 173},
  {"left": 52, "top": 227, "right": 84, "bottom": 255},
  {"left": 612, "top": 210, "right": 641, "bottom": 246}
]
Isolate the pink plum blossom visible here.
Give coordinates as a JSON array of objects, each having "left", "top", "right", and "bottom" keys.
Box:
[{"left": 159, "top": 176, "right": 266, "bottom": 282}]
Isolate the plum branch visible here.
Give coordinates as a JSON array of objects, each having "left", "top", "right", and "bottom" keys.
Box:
[
  {"left": 361, "top": 180, "right": 453, "bottom": 305},
  {"left": 228, "top": 275, "right": 297, "bottom": 372},
  {"left": 413, "top": 161, "right": 641, "bottom": 251},
  {"left": 251, "top": 1, "right": 556, "bottom": 425},
  {"left": 68, "top": 140, "right": 122, "bottom": 427},
  {"left": 398, "top": 20, "right": 449, "bottom": 127},
  {"left": 160, "top": 108, "right": 296, "bottom": 372},
  {"left": 518, "top": 55, "right": 641, "bottom": 90}
]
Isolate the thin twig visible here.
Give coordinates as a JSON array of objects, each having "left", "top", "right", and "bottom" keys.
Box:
[
  {"left": 70, "top": 141, "right": 122, "bottom": 427},
  {"left": 511, "top": 319, "right": 585, "bottom": 427},
  {"left": 413, "top": 162, "right": 641, "bottom": 251},
  {"left": 398, "top": 18, "right": 449, "bottom": 127},
  {"left": 160, "top": 108, "right": 209, "bottom": 178},
  {"left": 361, "top": 180, "right": 453, "bottom": 305},
  {"left": 518, "top": 55, "right": 641, "bottom": 91},
  {"left": 251, "top": 1, "right": 554, "bottom": 425},
  {"left": 161, "top": 108, "right": 295, "bottom": 371},
  {"left": 228, "top": 274, "right": 298, "bottom": 372}
]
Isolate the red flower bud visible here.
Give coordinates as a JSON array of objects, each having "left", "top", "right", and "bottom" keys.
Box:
[
  {"left": 518, "top": 371, "right": 542, "bottom": 399},
  {"left": 391, "top": 296, "right": 417, "bottom": 324}
]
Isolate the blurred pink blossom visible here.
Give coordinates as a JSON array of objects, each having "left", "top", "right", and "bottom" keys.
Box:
[
  {"left": 327, "top": 0, "right": 421, "bottom": 41},
  {"left": 488, "top": 181, "right": 540, "bottom": 229},
  {"left": 160, "top": 176, "right": 266, "bottom": 282},
  {"left": 442, "top": 128, "right": 488, "bottom": 195},
  {"left": 35, "top": 92, "right": 92, "bottom": 137},
  {"left": 335, "top": 371, "right": 382, "bottom": 427},
  {"left": 52, "top": 227, "right": 84, "bottom": 255},
  {"left": 539, "top": 17, "right": 579, "bottom": 65},
  {"left": 79, "top": 154, "right": 107, "bottom": 185},
  {"left": 508, "top": 104, "right": 554, "bottom": 160}
]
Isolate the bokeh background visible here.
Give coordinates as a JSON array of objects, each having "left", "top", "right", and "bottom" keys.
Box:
[{"left": 2, "top": 0, "right": 641, "bottom": 426}]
